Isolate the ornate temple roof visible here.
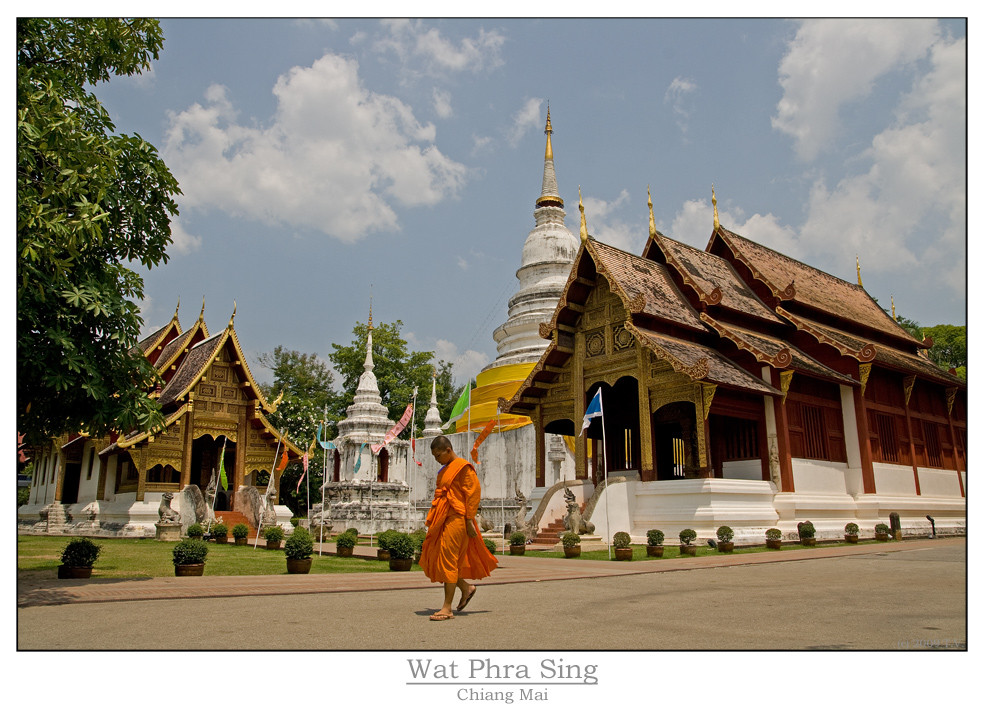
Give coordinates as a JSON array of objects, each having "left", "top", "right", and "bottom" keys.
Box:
[{"left": 709, "top": 226, "right": 924, "bottom": 349}]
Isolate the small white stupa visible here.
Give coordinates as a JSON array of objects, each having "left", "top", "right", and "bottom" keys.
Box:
[{"left": 422, "top": 373, "right": 443, "bottom": 438}]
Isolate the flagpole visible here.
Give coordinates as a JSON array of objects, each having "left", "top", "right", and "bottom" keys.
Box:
[
  {"left": 319, "top": 415, "right": 327, "bottom": 556},
  {"left": 498, "top": 406, "right": 505, "bottom": 537},
  {"left": 411, "top": 386, "right": 418, "bottom": 531},
  {"left": 598, "top": 390, "right": 611, "bottom": 560},
  {"left": 467, "top": 381, "right": 472, "bottom": 462}
]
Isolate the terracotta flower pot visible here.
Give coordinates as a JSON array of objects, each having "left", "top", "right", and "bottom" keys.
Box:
[
  {"left": 844, "top": 534, "right": 859, "bottom": 544},
  {"left": 234, "top": 537, "right": 248, "bottom": 545},
  {"left": 265, "top": 540, "right": 282, "bottom": 550},
  {"left": 680, "top": 544, "right": 697, "bottom": 556},
  {"left": 717, "top": 541, "right": 735, "bottom": 553},
  {"left": 337, "top": 546, "right": 354, "bottom": 557},
  {"left": 766, "top": 539, "right": 781, "bottom": 550},
  {"left": 614, "top": 547, "right": 633, "bottom": 561},
  {"left": 389, "top": 558, "right": 413, "bottom": 571},
  {"left": 58, "top": 565, "right": 92, "bottom": 579},
  {"left": 174, "top": 563, "right": 204, "bottom": 577},
  {"left": 286, "top": 558, "right": 312, "bottom": 574},
  {"left": 801, "top": 537, "right": 816, "bottom": 546},
  {"left": 564, "top": 545, "right": 581, "bottom": 558},
  {"left": 875, "top": 533, "right": 889, "bottom": 541},
  {"left": 509, "top": 545, "right": 526, "bottom": 556},
  {"left": 214, "top": 536, "right": 228, "bottom": 544},
  {"left": 377, "top": 549, "right": 391, "bottom": 561},
  {"left": 646, "top": 545, "right": 664, "bottom": 558}
]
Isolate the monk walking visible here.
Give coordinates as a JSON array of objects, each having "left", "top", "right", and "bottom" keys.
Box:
[{"left": 420, "top": 435, "right": 498, "bottom": 620}]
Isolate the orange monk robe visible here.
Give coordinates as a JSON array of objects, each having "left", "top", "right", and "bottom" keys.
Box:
[{"left": 420, "top": 457, "right": 498, "bottom": 584}]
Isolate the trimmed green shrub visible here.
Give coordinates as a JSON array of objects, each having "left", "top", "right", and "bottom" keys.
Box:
[
  {"left": 173, "top": 539, "right": 209, "bottom": 565},
  {"left": 377, "top": 529, "right": 399, "bottom": 551},
  {"left": 262, "top": 525, "right": 284, "bottom": 543},
  {"left": 613, "top": 531, "right": 632, "bottom": 549},
  {"left": 284, "top": 526, "right": 314, "bottom": 560},
  {"left": 646, "top": 529, "right": 664, "bottom": 546},
  {"left": 231, "top": 523, "right": 249, "bottom": 540},
  {"left": 186, "top": 523, "right": 204, "bottom": 538},
  {"left": 409, "top": 529, "right": 427, "bottom": 552},
  {"left": 335, "top": 531, "right": 358, "bottom": 549},
  {"left": 61, "top": 538, "right": 101, "bottom": 568},
  {"left": 345, "top": 527, "right": 359, "bottom": 537},
  {"left": 562, "top": 532, "right": 580, "bottom": 547},
  {"left": 388, "top": 532, "right": 415, "bottom": 560},
  {"left": 509, "top": 531, "right": 526, "bottom": 546},
  {"left": 799, "top": 522, "right": 816, "bottom": 539},
  {"left": 765, "top": 527, "right": 782, "bottom": 541},
  {"left": 679, "top": 529, "right": 697, "bottom": 545},
  {"left": 845, "top": 522, "right": 859, "bottom": 535},
  {"left": 716, "top": 525, "right": 734, "bottom": 543},
  {"left": 483, "top": 538, "right": 497, "bottom": 554},
  {"left": 875, "top": 523, "right": 890, "bottom": 535},
  {"left": 211, "top": 522, "right": 228, "bottom": 538}
]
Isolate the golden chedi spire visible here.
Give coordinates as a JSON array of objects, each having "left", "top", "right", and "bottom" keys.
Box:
[
  {"left": 578, "top": 186, "right": 588, "bottom": 243},
  {"left": 891, "top": 295, "right": 896, "bottom": 320},
  {"left": 536, "top": 105, "right": 563, "bottom": 209},
  {"left": 712, "top": 184, "right": 720, "bottom": 231},
  {"left": 856, "top": 255, "right": 863, "bottom": 287},
  {"left": 648, "top": 185, "right": 656, "bottom": 238}
]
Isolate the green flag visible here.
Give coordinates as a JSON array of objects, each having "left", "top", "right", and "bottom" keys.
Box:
[
  {"left": 442, "top": 381, "right": 471, "bottom": 431},
  {"left": 218, "top": 438, "right": 228, "bottom": 491}
]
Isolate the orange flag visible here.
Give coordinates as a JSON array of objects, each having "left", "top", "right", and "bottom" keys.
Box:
[
  {"left": 276, "top": 446, "right": 289, "bottom": 472},
  {"left": 470, "top": 419, "right": 496, "bottom": 464}
]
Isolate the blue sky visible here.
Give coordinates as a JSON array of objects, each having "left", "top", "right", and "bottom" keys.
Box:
[{"left": 89, "top": 17, "right": 966, "bottom": 388}]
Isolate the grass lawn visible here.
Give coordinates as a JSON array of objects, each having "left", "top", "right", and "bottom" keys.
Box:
[
  {"left": 17, "top": 535, "right": 417, "bottom": 579},
  {"left": 521, "top": 539, "right": 892, "bottom": 561}
]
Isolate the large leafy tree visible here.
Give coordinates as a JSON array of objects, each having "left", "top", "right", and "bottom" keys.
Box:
[
  {"left": 328, "top": 320, "right": 460, "bottom": 433},
  {"left": 922, "top": 324, "right": 966, "bottom": 377},
  {"left": 17, "top": 19, "right": 180, "bottom": 443},
  {"left": 258, "top": 347, "right": 335, "bottom": 516}
]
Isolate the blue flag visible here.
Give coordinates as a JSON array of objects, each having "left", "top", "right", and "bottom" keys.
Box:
[
  {"left": 352, "top": 441, "right": 368, "bottom": 474},
  {"left": 580, "top": 390, "right": 604, "bottom": 435}
]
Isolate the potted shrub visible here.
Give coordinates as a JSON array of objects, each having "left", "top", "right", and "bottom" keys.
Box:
[
  {"left": 335, "top": 530, "right": 358, "bottom": 557},
  {"left": 263, "top": 525, "right": 285, "bottom": 550},
  {"left": 562, "top": 532, "right": 581, "bottom": 558},
  {"left": 799, "top": 521, "right": 816, "bottom": 546},
  {"left": 345, "top": 527, "right": 359, "bottom": 538},
  {"left": 765, "top": 527, "right": 782, "bottom": 550},
  {"left": 387, "top": 532, "right": 415, "bottom": 571},
  {"left": 646, "top": 529, "right": 665, "bottom": 558},
  {"left": 232, "top": 523, "right": 250, "bottom": 545},
  {"left": 172, "top": 538, "right": 208, "bottom": 576},
  {"left": 875, "top": 523, "right": 891, "bottom": 542},
  {"left": 285, "top": 526, "right": 314, "bottom": 573},
  {"left": 613, "top": 531, "right": 633, "bottom": 561},
  {"left": 679, "top": 528, "right": 697, "bottom": 556},
  {"left": 844, "top": 522, "right": 860, "bottom": 544},
  {"left": 484, "top": 538, "right": 497, "bottom": 555},
  {"left": 58, "top": 538, "right": 101, "bottom": 579},
  {"left": 211, "top": 521, "right": 228, "bottom": 543},
  {"left": 187, "top": 523, "right": 204, "bottom": 539},
  {"left": 376, "top": 529, "right": 398, "bottom": 561},
  {"left": 509, "top": 531, "right": 527, "bottom": 556},
  {"left": 410, "top": 529, "right": 426, "bottom": 563},
  {"left": 716, "top": 525, "right": 735, "bottom": 553}
]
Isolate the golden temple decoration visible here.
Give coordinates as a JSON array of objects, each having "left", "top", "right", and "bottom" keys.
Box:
[
  {"left": 648, "top": 185, "right": 656, "bottom": 238},
  {"left": 701, "top": 383, "right": 717, "bottom": 420},
  {"left": 173, "top": 297, "right": 180, "bottom": 321},
  {"left": 858, "top": 363, "right": 872, "bottom": 396},
  {"left": 199, "top": 296, "right": 206, "bottom": 321},
  {"left": 903, "top": 375, "right": 916, "bottom": 406},
  {"left": 712, "top": 184, "right": 719, "bottom": 231},
  {"left": 579, "top": 186, "right": 588, "bottom": 243},
  {"left": 780, "top": 370, "right": 794, "bottom": 396},
  {"left": 228, "top": 301, "right": 236, "bottom": 327},
  {"left": 856, "top": 255, "right": 863, "bottom": 287},
  {"left": 946, "top": 387, "right": 958, "bottom": 415},
  {"left": 544, "top": 105, "right": 553, "bottom": 161},
  {"left": 269, "top": 390, "right": 284, "bottom": 413},
  {"left": 891, "top": 296, "right": 896, "bottom": 321}
]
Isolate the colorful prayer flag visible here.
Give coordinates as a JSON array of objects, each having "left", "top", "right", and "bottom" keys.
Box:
[
  {"left": 218, "top": 438, "right": 228, "bottom": 490},
  {"left": 442, "top": 382, "right": 471, "bottom": 430},
  {"left": 353, "top": 441, "right": 368, "bottom": 474},
  {"left": 276, "top": 445, "right": 289, "bottom": 472},
  {"left": 297, "top": 450, "right": 309, "bottom": 493},
  {"left": 581, "top": 390, "right": 604, "bottom": 435},
  {"left": 371, "top": 404, "right": 413, "bottom": 454},
  {"left": 470, "top": 419, "right": 497, "bottom": 464}
]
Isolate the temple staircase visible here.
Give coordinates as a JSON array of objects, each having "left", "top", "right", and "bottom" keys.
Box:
[
  {"left": 531, "top": 516, "right": 568, "bottom": 546},
  {"left": 214, "top": 510, "right": 256, "bottom": 539}
]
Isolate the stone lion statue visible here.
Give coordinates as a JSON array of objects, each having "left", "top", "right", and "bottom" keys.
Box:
[
  {"left": 512, "top": 486, "right": 531, "bottom": 535},
  {"left": 563, "top": 487, "right": 594, "bottom": 535},
  {"left": 158, "top": 492, "right": 181, "bottom": 523}
]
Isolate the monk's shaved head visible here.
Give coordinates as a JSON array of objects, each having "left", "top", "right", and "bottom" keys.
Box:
[{"left": 430, "top": 435, "right": 453, "bottom": 454}]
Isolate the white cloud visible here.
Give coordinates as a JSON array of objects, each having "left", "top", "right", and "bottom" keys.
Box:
[
  {"left": 373, "top": 20, "right": 505, "bottom": 76},
  {"left": 667, "top": 198, "right": 800, "bottom": 257},
  {"left": 797, "top": 34, "right": 965, "bottom": 291},
  {"left": 162, "top": 53, "right": 469, "bottom": 243},
  {"left": 772, "top": 18, "right": 939, "bottom": 161},
  {"left": 471, "top": 134, "right": 493, "bottom": 155},
  {"left": 434, "top": 338, "right": 490, "bottom": 386},
  {"left": 507, "top": 97, "right": 543, "bottom": 147},
  {"left": 664, "top": 76, "right": 697, "bottom": 135},
  {"left": 167, "top": 217, "right": 202, "bottom": 255},
  {"left": 457, "top": 256, "right": 469, "bottom": 271},
  {"left": 582, "top": 189, "right": 643, "bottom": 254},
  {"left": 432, "top": 87, "right": 453, "bottom": 118}
]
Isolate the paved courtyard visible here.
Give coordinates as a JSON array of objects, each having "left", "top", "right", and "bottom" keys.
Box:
[{"left": 17, "top": 537, "right": 965, "bottom": 651}]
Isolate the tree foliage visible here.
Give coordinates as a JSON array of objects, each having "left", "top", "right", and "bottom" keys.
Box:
[
  {"left": 328, "top": 320, "right": 460, "bottom": 432},
  {"left": 922, "top": 324, "right": 966, "bottom": 377},
  {"left": 17, "top": 19, "right": 180, "bottom": 443}
]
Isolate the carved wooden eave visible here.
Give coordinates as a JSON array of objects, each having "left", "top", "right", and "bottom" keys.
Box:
[
  {"left": 109, "top": 404, "right": 189, "bottom": 452},
  {"left": 252, "top": 410, "right": 304, "bottom": 457},
  {"left": 500, "top": 339, "right": 565, "bottom": 415},
  {"left": 776, "top": 306, "right": 876, "bottom": 362},
  {"left": 624, "top": 322, "right": 709, "bottom": 381},
  {"left": 699, "top": 312, "right": 792, "bottom": 368},
  {"left": 717, "top": 228, "right": 796, "bottom": 301}
]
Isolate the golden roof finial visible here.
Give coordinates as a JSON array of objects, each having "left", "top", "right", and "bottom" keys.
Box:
[
  {"left": 578, "top": 186, "right": 588, "bottom": 243},
  {"left": 544, "top": 104, "right": 553, "bottom": 161},
  {"left": 368, "top": 293, "right": 374, "bottom": 331},
  {"left": 648, "top": 185, "right": 656, "bottom": 238},
  {"left": 173, "top": 297, "right": 181, "bottom": 321},
  {"left": 712, "top": 184, "right": 720, "bottom": 231},
  {"left": 891, "top": 295, "right": 896, "bottom": 321},
  {"left": 199, "top": 296, "right": 206, "bottom": 321},
  {"left": 856, "top": 255, "right": 863, "bottom": 287},
  {"left": 228, "top": 300, "right": 236, "bottom": 327}
]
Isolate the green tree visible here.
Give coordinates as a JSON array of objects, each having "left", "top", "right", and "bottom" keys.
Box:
[
  {"left": 328, "top": 320, "right": 458, "bottom": 432},
  {"left": 258, "top": 347, "right": 335, "bottom": 516},
  {"left": 17, "top": 19, "right": 180, "bottom": 443},
  {"left": 896, "top": 315, "right": 923, "bottom": 341},
  {"left": 922, "top": 324, "right": 966, "bottom": 378}
]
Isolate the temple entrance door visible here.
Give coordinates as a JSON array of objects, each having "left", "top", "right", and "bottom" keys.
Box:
[
  {"left": 189, "top": 435, "right": 237, "bottom": 510},
  {"left": 62, "top": 462, "right": 81, "bottom": 504},
  {"left": 378, "top": 449, "right": 389, "bottom": 482},
  {"left": 583, "top": 378, "right": 640, "bottom": 483},
  {"left": 653, "top": 402, "right": 696, "bottom": 480}
]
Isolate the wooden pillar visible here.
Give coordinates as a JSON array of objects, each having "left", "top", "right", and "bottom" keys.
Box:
[
  {"left": 180, "top": 396, "right": 195, "bottom": 489},
  {"left": 903, "top": 376, "right": 921, "bottom": 496},
  {"left": 574, "top": 331, "right": 587, "bottom": 480},
  {"left": 136, "top": 445, "right": 148, "bottom": 501},
  {"left": 853, "top": 368, "right": 876, "bottom": 494},
  {"left": 944, "top": 388, "right": 964, "bottom": 497},
  {"left": 534, "top": 408, "right": 546, "bottom": 488},
  {"left": 53, "top": 448, "right": 66, "bottom": 502},
  {"left": 636, "top": 349, "right": 654, "bottom": 481},
  {"left": 771, "top": 369, "right": 795, "bottom": 493}
]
